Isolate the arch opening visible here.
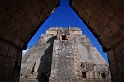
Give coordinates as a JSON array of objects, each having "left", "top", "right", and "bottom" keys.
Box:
[
  {"left": 20, "top": 0, "right": 110, "bottom": 82},
  {"left": 2, "top": 0, "right": 124, "bottom": 82}
]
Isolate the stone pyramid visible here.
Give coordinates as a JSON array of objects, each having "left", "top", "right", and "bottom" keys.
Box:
[{"left": 20, "top": 27, "right": 111, "bottom": 82}]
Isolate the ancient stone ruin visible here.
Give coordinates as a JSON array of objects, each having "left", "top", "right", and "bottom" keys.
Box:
[{"left": 20, "top": 27, "right": 111, "bottom": 82}]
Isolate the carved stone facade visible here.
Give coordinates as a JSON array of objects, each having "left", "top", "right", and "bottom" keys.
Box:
[{"left": 20, "top": 27, "right": 111, "bottom": 82}]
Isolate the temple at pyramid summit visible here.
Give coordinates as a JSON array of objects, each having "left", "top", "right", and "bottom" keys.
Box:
[{"left": 20, "top": 27, "right": 111, "bottom": 82}]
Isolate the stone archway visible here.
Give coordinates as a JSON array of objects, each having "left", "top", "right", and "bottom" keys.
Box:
[
  {"left": 0, "top": 0, "right": 59, "bottom": 82},
  {"left": 71, "top": 0, "right": 124, "bottom": 82},
  {"left": 0, "top": 0, "right": 124, "bottom": 82}
]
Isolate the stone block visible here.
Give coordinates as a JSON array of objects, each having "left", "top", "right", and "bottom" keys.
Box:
[
  {"left": 123, "top": 61, "right": 124, "bottom": 72},
  {"left": 20, "top": 42, "right": 25, "bottom": 49},
  {"left": 40, "top": 0, "right": 48, "bottom": 10},
  {"left": 108, "top": 49, "right": 115, "bottom": 62},
  {"left": 106, "top": 36, "right": 116, "bottom": 48},
  {"left": 79, "top": 1, "right": 86, "bottom": 10},
  {"left": 78, "top": 7, "right": 84, "bottom": 17},
  {"left": 114, "top": 45, "right": 120, "bottom": 54},
  {"left": 20, "top": 30, "right": 30, "bottom": 42},
  {"left": 2, "top": 30, "right": 12, "bottom": 42},
  {"left": 0, "top": 56, "right": 4, "bottom": 67},
  {"left": 28, "top": 9, "right": 36, "bottom": 20},
  {"left": 115, "top": 33, "right": 123, "bottom": 44},
  {"left": 115, "top": 52, "right": 122, "bottom": 62},
  {"left": 118, "top": 72, "right": 123, "bottom": 82},
  {"left": 121, "top": 49, "right": 124, "bottom": 60},
  {"left": 14, "top": 9, "right": 25, "bottom": 20},
  {"left": 17, "top": 52, "right": 22, "bottom": 67},
  {"left": 91, "top": 11, "right": 100, "bottom": 22},
  {"left": 12, "top": 47, "right": 18, "bottom": 59},
  {"left": 0, "top": 80, "right": 6, "bottom": 82},
  {"left": 93, "top": 24, "right": 103, "bottom": 36},
  {"left": 8, "top": 69, "right": 14, "bottom": 80},
  {"left": 89, "top": 18, "right": 96, "bottom": 28},
  {"left": 119, "top": 28, "right": 124, "bottom": 38},
  {"left": 97, "top": 23, "right": 106, "bottom": 33},
  {"left": 0, "top": 0, "right": 11, "bottom": 7},
  {"left": 39, "top": 14, "right": 44, "bottom": 21},
  {"left": 112, "top": 0, "right": 123, "bottom": 10},
  {"left": 33, "top": 5, "right": 41, "bottom": 14},
  {"left": 10, "top": 58, "right": 16, "bottom": 69},
  {"left": 114, "top": 10, "right": 124, "bottom": 27},
  {"left": 86, "top": 72, "right": 90, "bottom": 78},
  {"left": 46, "top": 30, "right": 57, "bottom": 34},
  {"left": 105, "top": 4, "right": 115, "bottom": 17},
  {"left": 19, "top": 0, "right": 30, "bottom": 9},
  {"left": 118, "top": 41, "right": 124, "bottom": 51},
  {"left": 11, "top": 35, "right": 21, "bottom": 47},
  {"left": 0, "top": 40, "right": 3, "bottom": 50},
  {"left": 108, "top": 21, "right": 120, "bottom": 34},
  {"left": 3, "top": 57, "right": 10, "bottom": 68},
  {"left": 31, "top": 16, "right": 38, "bottom": 24},
  {"left": 82, "top": 12, "right": 89, "bottom": 23},
  {"left": 2, "top": 68, "right": 9, "bottom": 81},
  {"left": 117, "top": 62, "right": 123, "bottom": 72},
  {"left": 111, "top": 74, "right": 119, "bottom": 82},
  {"left": 87, "top": 0, "right": 96, "bottom": 9},
  {"left": 0, "top": 25, "right": 4, "bottom": 37},
  {"left": 45, "top": 12, "right": 50, "bottom": 20},
  {"left": 121, "top": 3, "right": 124, "bottom": 11},
  {"left": 97, "top": 0, "right": 107, "bottom": 7},
  {"left": 7, "top": 0, "right": 21, "bottom": 15},
  {"left": 94, "top": 3, "right": 103, "bottom": 15},
  {"left": 98, "top": 33, "right": 108, "bottom": 44},
  {"left": 9, "top": 22, "right": 20, "bottom": 33},
  {"left": 85, "top": 6, "right": 92, "bottom": 17},
  {"left": 24, "top": 21, "right": 33, "bottom": 32},
  {"left": 33, "top": 19, "right": 40, "bottom": 29},
  {"left": 8, "top": 45, "right": 14, "bottom": 57},
  {"left": 19, "top": 15, "right": 30, "bottom": 27},
  {"left": 6, "top": 80, "right": 13, "bottom": 82},
  {"left": 15, "top": 27, "right": 25, "bottom": 37},
  {"left": 32, "top": 0, "right": 40, "bottom": 7},
  {"left": 23, "top": 3, "right": 33, "bottom": 13},
  {"left": 0, "top": 13, "right": 11, "bottom": 27},
  {"left": 6, "top": 18, "right": 16, "bottom": 29},
  {"left": 70, "top": 31, "right": 82, "bottom": 35},
  {"left": 1, "top": 42, "right": 9, "bottom": 56},
  {"left": 110, "top": 61, "right": 118, "bottom": 74},
  {"left": 99, "top": 13, "right": 110, "bottom": 27},
  {"left": 103, "top": 27, "right": 113, "bottom": 39},
  {"left": 0, "top": 67, "right": 3, "bottom": 80},
  {"left": 42, "top": 8, "right": 49, "bottom": 14},
  {"left": 0, "top": 7, "right": 6, "bottom": 21}
]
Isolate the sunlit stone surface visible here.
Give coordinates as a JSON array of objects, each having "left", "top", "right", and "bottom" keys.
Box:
[{"left": 20, "top": 27, "right": 111, "bottom": 82}]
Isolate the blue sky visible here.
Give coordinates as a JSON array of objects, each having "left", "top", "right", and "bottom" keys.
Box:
[{"left": 23, "top": 0, "right": 108, "bottom": 62}]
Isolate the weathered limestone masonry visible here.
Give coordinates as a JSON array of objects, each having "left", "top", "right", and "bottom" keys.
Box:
[
  {"left": 0, "top": 0, "right": 124, "bottom": 82},
  {"left": 21, "top": 34, "right": 56, "bottom": 82},
  {"left": 0, "top": 0, "right": 59, "bottom": 82},
  {"left": 20, "top": 27, "right": 111, "bottom": 82}
]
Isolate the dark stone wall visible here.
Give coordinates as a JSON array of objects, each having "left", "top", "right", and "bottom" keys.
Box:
[
  {"left": 0, "top": 0, "right": 124, "bottom": 82},
  {"left": 71, "top": 0, "right": 124, "bottom": 82}
]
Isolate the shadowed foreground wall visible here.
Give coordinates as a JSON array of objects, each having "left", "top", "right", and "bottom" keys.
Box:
[
  {"left": 71, "top": 0, "right": 124, "bottom": 82},
  {"left": 0, "top": 0, "right": 124, "bottom": 82},
  {"left": 0, "top": 0, "right": 59, "bottom": 82}
]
